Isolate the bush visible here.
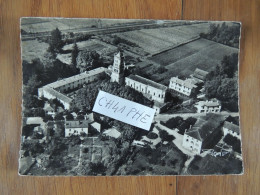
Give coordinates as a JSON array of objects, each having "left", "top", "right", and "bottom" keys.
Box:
[{"left": 146, "top": 132, "right": 158, "bottom": 139}]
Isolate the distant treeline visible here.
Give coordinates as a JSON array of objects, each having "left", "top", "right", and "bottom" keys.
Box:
[{"left": 200, "top": 22, "right": 240, "bottom": 48}]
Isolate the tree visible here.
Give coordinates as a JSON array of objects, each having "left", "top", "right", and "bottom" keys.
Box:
[
  {"left": 71, "top": 42, "right": 79, "bottom": 66},
  {"left": 48, "top": 28, "right": 63, "bottom": 55},
  {"left": 159, "top": 130, "right": 175, "bottom": 142},
  {"left": 65, "top": 113, "right": 74, "bottom": 120}
]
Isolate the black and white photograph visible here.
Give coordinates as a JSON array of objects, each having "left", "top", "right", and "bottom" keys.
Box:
[{"left": 19, "top": 17, "right": 243, "bottom": 176}]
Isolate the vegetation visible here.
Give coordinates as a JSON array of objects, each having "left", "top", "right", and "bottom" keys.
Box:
[
  {"left": 223, "top": 134, "right": 241, "bottom": 153},
  {"left": 76, "top": 50, "right": 104, "bottom": 72},
  {"left": 71, "top": 77, "right": 153, "bottom": 112},
  {"left": 200, "top": 22, "right": 240, "bottom": 48},
  {"left": 71, "top": 42, "right": 79, "bottom": 66},
  {"left": 48, "top": 28, "right": 64, "bottom": 55},
  {"left": 204, "top": 53, "right": 238, "bottom": 111}
]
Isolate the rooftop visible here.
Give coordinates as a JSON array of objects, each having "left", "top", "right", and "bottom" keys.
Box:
[
  {"left": 43, "top": 87, "right": 73, "bottom": 103},
  {"left": 223, "top": 121, "right": 240, "bottom": 134},
  {"left": 103, "top": 128, "right": 121, "bottom": 139},
  {"left": 196, "top": 99, "right": 221, "bottom": 107},
  {"left": 193, "top": 68, "right": 209, "bottom": 80},
  {"left": 170, "top": 77, "right": 197, "bottom": 89},
  {"left": 65, "top": 120, "right": 90, "bottom": 128},
  {"left": 127, "top": 74, "right": 168, "bottom": 91},
  {"left": 44, "top": 67, "right": 107, "bottom": 89},
  {"left": 186, "top": 117, "right": 220, "bottom": 141}
]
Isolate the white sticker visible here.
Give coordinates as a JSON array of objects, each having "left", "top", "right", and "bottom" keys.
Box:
[{"left": 92, "top": 90, "right": 155, "bottom": 131}]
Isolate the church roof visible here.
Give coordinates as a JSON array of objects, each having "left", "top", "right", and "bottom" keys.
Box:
[{"left": 127, "top": 74, "right": 167, "bottom": 91}]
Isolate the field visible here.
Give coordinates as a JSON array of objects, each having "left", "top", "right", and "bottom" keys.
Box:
[
  {"left": 21, "top": 18, "right": 145, "bottom": 33},
  {"left": 136, "top": 38, "right": 238, "bottom": 85},
  {"left": 63, "top": 39, "right": 117, "bottom": 56},
  {"left": 114, "top": 23, "right": 210, "bottom": 54},
  {"left": 21, "top": 39, "right": 49, "bottom": 63}
]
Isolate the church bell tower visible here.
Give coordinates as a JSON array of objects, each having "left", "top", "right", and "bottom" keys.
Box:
[{"left": 110, "top": 51, "right": 125, "bottom": 84}]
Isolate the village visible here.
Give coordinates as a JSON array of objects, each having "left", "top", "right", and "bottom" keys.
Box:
[{"left": 19, "top": 19, "right": 242, "bottom": 175}]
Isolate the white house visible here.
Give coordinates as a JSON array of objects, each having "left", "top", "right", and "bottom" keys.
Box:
[
  {"left": 169, "top": 77, "right": 197, "bottom": 97},
  {"left": 65, "top": 120, "right": 89, "bottom": 137},
  {"left": 223, "top": 121, "right": 240, "bottom": 139},
  {"left": 125, "top": 74, "right": 167, "bottom": 103},
  {"left": 183, "top": 129, "right": 203, "bottom": 154},
  {"left": 194, "top": 99, "right": 221, "bottom": 113}
]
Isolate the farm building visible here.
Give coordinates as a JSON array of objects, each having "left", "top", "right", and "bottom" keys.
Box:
[
  {"left": 194, "top": 99, "right": 221, "bottom": 113},
  {"left": 38, "top": 67, "right": 107, "bottom": 109},
  {"left": 222, "top": 121, "right": 240, "bottom": 139},
  {"left": 190, "top": 68, "right": 209, "bottom": 83},
  {"left": 169, "top": 77, "right": 198, "bottom": 97}
]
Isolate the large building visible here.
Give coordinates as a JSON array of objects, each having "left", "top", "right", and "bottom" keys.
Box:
[
  {"left": 38, "top": 67, "right": 107, "bottom": 109},
  {"left": 194, "top": 99, "right": 221, "bottom": 113},
  {"left": 182, "top": 116, "right": 222, "bottom": 154},
  {"left": 110, "top": 51, "right": 125, "bottom": 84},
  {"left": 125, "top": 74, "right": 167, "bottom": 103},
  {"left": 169, "top": 77, "right": 197, "bottom": 97}
]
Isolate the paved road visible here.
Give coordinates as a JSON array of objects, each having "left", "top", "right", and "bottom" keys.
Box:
[{"left": 155, "top": 112, "right": 239, "bottom": 121}]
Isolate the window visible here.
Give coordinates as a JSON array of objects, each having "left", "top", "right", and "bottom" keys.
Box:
[
  {"left": 186, "top": 139, "right": 189, "bottom": 141},
  {"left": 158, "top": 94, "right": 160, "bottom": 97},
  {"left": 154, "top": 93, "right": 155, "bottom": 95},
  {"left": 162, "top": 95, "right": 164, "bottom": 98}
]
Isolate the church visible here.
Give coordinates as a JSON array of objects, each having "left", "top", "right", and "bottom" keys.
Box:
[{"left": 110, "top": 51, "right": 168, "bottom": 112}]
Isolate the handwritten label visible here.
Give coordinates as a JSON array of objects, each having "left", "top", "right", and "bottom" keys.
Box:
[{"left": 92, "top": 90, "right": 155, "bottom": 131}]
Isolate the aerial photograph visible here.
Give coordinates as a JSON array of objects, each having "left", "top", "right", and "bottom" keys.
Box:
[{"left": 19, "top": 18, "right": 242, "bottom": 176}]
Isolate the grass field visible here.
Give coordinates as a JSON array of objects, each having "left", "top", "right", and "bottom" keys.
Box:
[{"left": 21, "top": 39, "right": 49, "bottom": 63}]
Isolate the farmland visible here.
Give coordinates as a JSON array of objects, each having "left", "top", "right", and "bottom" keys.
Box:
[
  {"left": 113, "top": 23, "right": 211, "bottom": 54},
  {"left": 135, "top": 38, "right": 238, "bottom": 85}
]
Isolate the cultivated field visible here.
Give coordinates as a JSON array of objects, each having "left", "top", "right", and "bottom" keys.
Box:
[
  {"left": 114, "top": 23, "right": 210, "bottom": 54},
  {"left": 139, "top": 38, "right": 238, "bottom": 85}
]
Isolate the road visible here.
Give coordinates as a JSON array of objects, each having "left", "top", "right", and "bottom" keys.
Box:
[{"left": 155, "top": 112, "right": 239, "bottom": 121}]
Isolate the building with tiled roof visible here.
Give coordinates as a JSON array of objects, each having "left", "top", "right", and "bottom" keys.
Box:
[
  {"left": 125, "top": 74, "right": 167, "bottom": 103},
  {"left": 169, "top": 77, "right": 198, "bottom": 97}
]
